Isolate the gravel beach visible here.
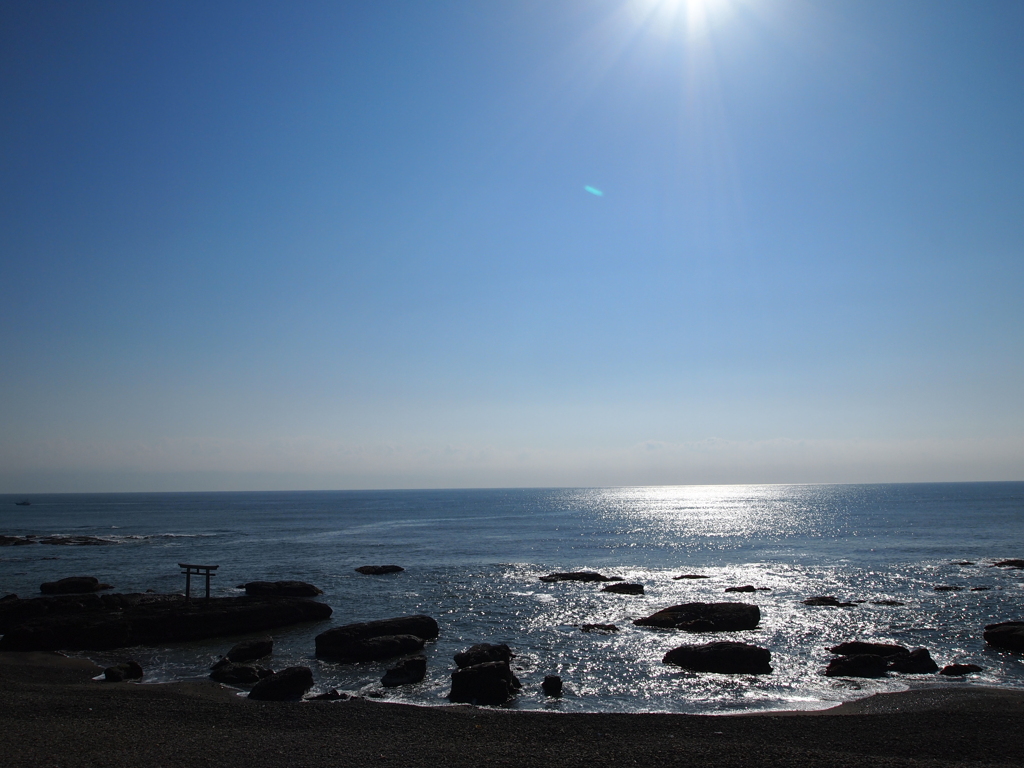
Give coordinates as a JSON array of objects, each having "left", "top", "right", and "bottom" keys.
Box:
[{"left": 3, "top": 652, "right": 1023, "bottom": 768}]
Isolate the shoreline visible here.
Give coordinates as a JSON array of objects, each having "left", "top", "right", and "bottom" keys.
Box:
[{"left": 4, "top": 652, "right": 1024, "bottom": 767}]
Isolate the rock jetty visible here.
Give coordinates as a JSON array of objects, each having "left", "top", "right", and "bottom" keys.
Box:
[{"left": 0, "top": 594, "right": 331, "bottom": 652}]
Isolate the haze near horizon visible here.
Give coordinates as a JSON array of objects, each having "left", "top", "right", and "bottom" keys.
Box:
[{"left": 2, "top": 0, "right": 1023, "bottom": 493}]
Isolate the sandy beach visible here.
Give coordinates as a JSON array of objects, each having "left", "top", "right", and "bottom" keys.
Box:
[{"left": 3, "top": 652, "right": 1022, "bottom": 768}]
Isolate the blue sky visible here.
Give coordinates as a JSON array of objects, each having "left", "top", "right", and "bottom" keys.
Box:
[{"left": 2, "top": 0, "right": 1023, "bottom": 491}]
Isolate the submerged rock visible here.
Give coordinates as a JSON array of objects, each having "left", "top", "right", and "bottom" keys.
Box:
[
  {"left": 634, "top": 602, "right": 761, "bottom": 631},
  {"left": 803, "top": 596, "right": 857, "bottom": 607},
  {"left": 663, "top": 641, "right": 772, "bottom": 674},
  {"left": 241, "top": 581, "right": 322, "bottom": 597},
  {"left": 381, "top": 655, "right": 427, "bottom": 687},
  {"left": 984, "top": 621, "right": 1024, "bottom": 653},
  {"left": 315, "top": 615, "right": 439, "bottom": 662},
  {"left": 248, "top": 666, "right": 314, "bottom": 701},
  {"left": 355, "top": 565, "right": 404, "bottom": 575},
  {"left": 40, "top": 577, "right": 112, "bottom": 595},
  {"left": 673, "top": 574, "right": 710, "bottom": 580},
  {"left": 540, "top": 572, "right": 613, "bottom": 583},
  {"left": 602, "top": 583, "right": 644, "bottom": 595}
]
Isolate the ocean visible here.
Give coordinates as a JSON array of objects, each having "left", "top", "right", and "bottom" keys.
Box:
[{"left": 2, "top": 482, "right": 1023, "bottom": 714}]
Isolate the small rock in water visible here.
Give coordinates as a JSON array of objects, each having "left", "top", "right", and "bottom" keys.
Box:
[
  {"left": 970, "top": 586, "right": 992, "bottom": 591},
  {"left": 218, "top": 635, "right": 273, "bottom": 664},
  {"left": 992, "top": 559, "right": 1024, "bottom": 569},
  {"left": 540, "top": 572, "right": 612, "bottom": 583},
  {"left": 803, "top": 596, "right": 857, "bottom": 607},
  {"left": 934, "top": 585, "right": 963, "bottom": 592},
  {"left": 209, "top": 663, "right": 273, "bottom": 685},
  {"left": 940, "top": 663, "right": 983, "bottom": 676},
  {"left": 634, "top": 602, "right": 761, "bottom": 631},
  {"left": 354, "top": 565, "right": 404, "bottom": 575},
  {"left": 673, "top": 574, "right": 710, "bottom": 580},
  {"left": 602, "top": 583, "right": 644, "bottom": 595},
  {"left": 870, "top": 600, "right": 905, "bottom": 606},
  {"left": 542, "top": 675, "right": 563, "bottom": 696},
  {"left": 580, "top": 623, "right": 618, "bottom": 633}
]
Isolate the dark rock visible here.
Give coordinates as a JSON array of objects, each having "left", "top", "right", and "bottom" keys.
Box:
[
  {"left": 888, "top": 648, "right": 939, "bottom": 674},
  {"left": 984, "top": 621, "right": 1024, "bottom": 652},
  {"left": 449, "top": 661, "right": 521, "bottom": 705},
  {"left": 241, "top": 581, "right": 322, "bottom": 597},
  {"left": 828, "top": 642, "right": 908, "bottom": 657},
  {"left": 248, "top": 666, "right": 314, "bottom": 701},
  {"left": 381, "top": 655, "right": 427, "bottom": 687},
  {"left": 871, "top": 600, "right": 905, "bottom": 606},
  {"left": 934, "top": 585, "right": 963, "bottom": 592},
  {"left": 602, "top": 583, "right": 644, "bottom": 595},
  {"left": 542, "top": 675, "right": 563, "bottom": 696},
  {"left": 334, "top": 634, "right": 425, "bottom": 663},
  {"left": 354, "top": 565, "right": 404, "bottom": 575},
  {"left": 725, "top": 585, "right": 757, "bottom": 593},
  {"left": 634, "top": 602, "right": 760, "bottom": 631},
  {"left": 103, "top": 661, "right": 143, "bottom": 682},
  {"left": 940, "top": 663, "right": 984, "bottom": 676},
  {"left": 1, "top": 594, "right": 17, "bottom": 602},
  {"left": 663, "top": 641, "right": 772, "bottom": 674},
  {"left": 825, "top": 654, "right": 889, "bottom": 678},
  {"left": 209, "top": 663, "right": 273, "bottom": 685},
  {"left": 673, "top": 574, "right": 710, "bottom": 579},
  {"left": 993, "top": 559, "right": 1024, "bottom": 569},
  {"left": 540, "top": 572, "right": 612, "bottom": 583},
  {"left": 0, "top": 594, "right": 331, "bottom": 652},
  {"left": 39, "top": 577, "right": 111, "bottom": 595},
  {"left": 454, "top": 643, "right": 514, "bottom": 668},
  {"left": 803, "top": 596, "right": 857, "bottom": 607},
  {"left": 0, "top": 536, "right": 36, "bottom": 546},
  {"left": 212, "top": 635, "right": 274, "bottom": 666},
  {"left": 581, "top": 623, "right": 618, "bottom": 633},
  {"left": 971, "top": 586, "right": 992, "bottom": 591},
  {"left": 37, "top": 536, "right": 115, "bottom": 546},
  {"left": 953, "top": 561, "right": 975, "bottom": 566},
  {"left": 315, "top": 615, "right": 439, "bottom": 661}
]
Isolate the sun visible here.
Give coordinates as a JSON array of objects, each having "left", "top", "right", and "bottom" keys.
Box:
[{"left": 634, "top": 0, "right": 732, "bottom": 38}]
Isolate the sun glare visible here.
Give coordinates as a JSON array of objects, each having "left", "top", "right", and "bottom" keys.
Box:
[{"left": 633, "top": 0, "right": 732, "bottom": 38}]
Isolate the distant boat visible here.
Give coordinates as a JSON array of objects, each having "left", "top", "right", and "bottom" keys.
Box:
[{"left": 14, "top": 500, "right": 31, "bottom": 506}]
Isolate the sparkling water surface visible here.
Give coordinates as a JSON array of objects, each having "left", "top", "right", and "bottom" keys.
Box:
[{"left": 2, "top": 483, "right": 1023, "bottom": 713}]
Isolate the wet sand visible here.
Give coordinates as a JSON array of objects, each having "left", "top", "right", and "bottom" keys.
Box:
[{"left": 3, "top": 651, "right": 1023, "bottom": 768}]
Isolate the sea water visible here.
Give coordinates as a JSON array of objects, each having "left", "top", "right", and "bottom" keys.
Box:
[{"left": 1, "top": 483, "right": 1023, "bottom": 714}]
